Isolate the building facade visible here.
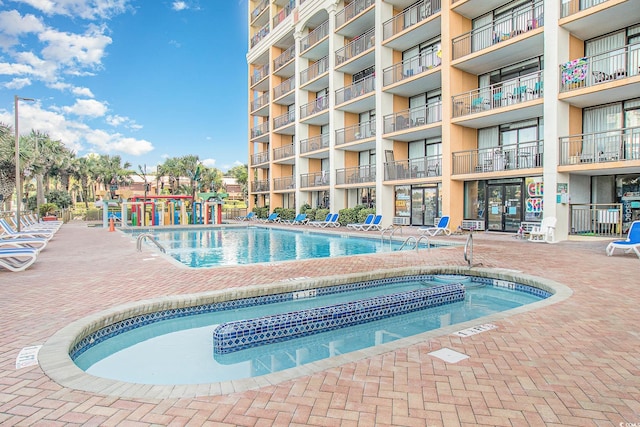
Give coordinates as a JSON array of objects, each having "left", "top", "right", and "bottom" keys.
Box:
[{"left": 247, "top": 0, "right": 640, "bottom": 241}]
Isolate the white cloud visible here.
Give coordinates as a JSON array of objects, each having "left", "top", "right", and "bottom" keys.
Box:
[
  {"left": 0, "top": 10, "right": 44, "bottom": 46},
  {"left": 4, "top": 77, "right": 31, "bottom": 89},
  {"left": 106, "top": 114, "right": 141, "bottom": 130},
  {"left": 62, "top": 98, "right": 107, "bottom": 117},
  {"left": 172, "top": 1, "right": 188, "bottom": 11},
  {"left": 71, "top": 86, "right": 94, "bottom": 97},
  {"left": 39, "top": 24, "right": 112, "bottom": 71},
  {"left": 201, "top": 158, "right": 216, "bottom": 168},
  {"left": 15, "top": 0, "right": 129, "bottom": 20}
]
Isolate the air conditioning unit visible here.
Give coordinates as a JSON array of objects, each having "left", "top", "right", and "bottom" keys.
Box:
[
  {"left": 393, "top": 216, "right": 410, "bottom": 225},
  {"left": 461, "top": 219, "right": 485, "bottom": 231}
]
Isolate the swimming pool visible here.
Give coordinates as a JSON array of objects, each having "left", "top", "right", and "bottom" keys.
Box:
[{"left": 126, "top": 226, "right": 435, "bottom": 268}]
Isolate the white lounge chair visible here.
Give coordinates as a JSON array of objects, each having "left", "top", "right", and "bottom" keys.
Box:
[
  {"left": 311, "top": 213, "right": 340, "bottom": 228},
  {"left": 363, "top": 214, "right": 384, "bottom": 231},
  {"left": 606, "top": 221, "right": 640, "bottom": 259},
  {"left": 0, "top": 219, "right": 54, "bottom": 241},
  {"left": 0, "top": 237, "right": 47, "bottom": 252},
  {"left": 419, "top": 216, "right": 451, "bottom": 236},
  {"left": 283, "top": 214, "right": 308, "bottom": 225},
  {"left": 528, "top": 217, "right": 557, "bottom": 243},
  {"left": 308, "top": 213, "right": 332, "bottom": 227},
  {"left": 346, "top": 214, "right": 374, "bottom": 230},
  {"left": 0, "top": 247, "right": 39, "bottom": 272}
]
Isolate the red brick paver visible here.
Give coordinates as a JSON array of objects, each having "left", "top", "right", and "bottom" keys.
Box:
[{"left": 1, "top": 221, "right": 639, "bottom": 426}]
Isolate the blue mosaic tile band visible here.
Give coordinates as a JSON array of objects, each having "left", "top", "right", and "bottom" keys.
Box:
[{"left": 212, "top": 283, "right": 466, "bottom": 354}]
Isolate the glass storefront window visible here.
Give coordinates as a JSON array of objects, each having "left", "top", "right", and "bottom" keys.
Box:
[{"left": 394, "top": 186, "right": 411, "bottom": 218}]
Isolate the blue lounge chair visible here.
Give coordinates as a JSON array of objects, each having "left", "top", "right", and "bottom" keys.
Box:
[
  {"left": 363, "top": 214, "right": 383, "bottom": 231},
  {"left": 284, "top": 214, "right": 308, "bottom": 225},
  {"left": 319, "top": 213, "right": 340, "bottom": 228},
  {"left": 308, "top": 213, "right": 332, "bottom": 227},
  {"left": 346, "top": 214, "right": 374, "bottom": 230},
  {"left": 606, "top": 220, "right": 640, "bottom": 259},
  {"left": 236, "top": 212, "right": 255, "bottom": 221},
  {"left": 419, "top": 216, "right": 451, "bottom": 236},
  {"left": 0, "top": 237, "right": 47, "bottom": 252},
  {"left": 0, "top": 247, "right": 39, "bottom": 272},
  {"left": 258, "top": 213, "right": 280, "bottom": 223},
  {"left": 0, "top": 219, "right": 54, "bottom": 241}
]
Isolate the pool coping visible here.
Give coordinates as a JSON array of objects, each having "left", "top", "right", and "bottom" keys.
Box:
[{"left": 38, "top": 265, "right": 572, "bottom": 399}]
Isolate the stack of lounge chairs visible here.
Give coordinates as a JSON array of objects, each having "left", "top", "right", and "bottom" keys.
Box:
[
  {"left": 309, "top": 213, "right": 340, "bottom": 228},
  {"left": 0, "top": 216, "right": 62, "bottom": 272},
  {"left": 346, "top": 214, "right": 383, "bottom": 231}
]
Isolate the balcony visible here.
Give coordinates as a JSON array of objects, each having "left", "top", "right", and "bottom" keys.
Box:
[
  {"left": 384, "top": 156, "right": 441, "bottom": 181},
  {"left": 383, "top": 102, "right": 442, "bottom": 142},
  {"left": 560, "top": 0, "right": 639, "bottom": 40},
  {"left": 274, "top": 175, "right": 295, "bottom": 191},
  {"left": 336, "top": 165, "right": 376, "bottom": 185},
  {"left": 272, "top": 2, "right": 293, "bottom": 30},
  {"left": 451, "top": 1, "right": 543, "bottom": 75},
  {"left": 335, "top": 0, "right": 375, "bottom": 38},
  {"left": 452, "top": 143, "right": 543, "bottom": 175},
  {"left": 250, "top": 122, "right": 269, "bottom": 142},
  {"left": 335, "top": 27, "right": 375, "bottom": 74},
  {"left": 383, "top": 46, "right": 441, "bottom": 97},
  {"left": 251, "top": 179, "right": 270, "bottom": 193},
  {"left": 251, "top": 150, "right": 269, "bottom": 167},
  {"left": 250, "top": 92, "right": 269, "bottom": 116},
  {"left": 273, "top": 76, "right": 295, "bottom": 105},
  {"left": 335, "top": 75, "right": 375, "bottom": 112},
  {"left": 300, "top": 96, "right": 329, "bottom": 125},
  {"left": 273, "top": 45, "right": 295, "bottom": 77},
  {"left": 336, "top": 119, "right": 376, "bottom": 151},
  {"left": 300, "top": 56, "right": 329, "bottom": 92},
  {"left": 273, "top": 110, "right": 295, "bottom": 135},
  {"left": 558, "top": 45, "right": 640, "bottom": 108},
  {"left": 300, "top": 134, "right": 330, "bottom": 156},
  {"left": 451, "top": 0, "right": 509, "bottom": 20},
  {"left": 300, "top": 171, "right": 329, "bottom": 188},
  {"left": 250, "top": 63, "right": 269, "bottom": 91},
  {"left": 300, "top": 20, "right": 329, "bottom": 60},
  {"left": 250, "top": 0, "right": 269, "bottom": 27},
  {"left": 273, "top": 143, "right": 295, "bottom": 163},
  {"left": 250, "top": 23, "right": 270, "bottom": 49},
  {"left": 559, "top": 126, "right": 640, "bottom": 168},
  {"left": 452, "top": 71, "right": 543, "bottom": 128},
  {"left": 382, "top": 0, "right": 441, "bottom": 51}
]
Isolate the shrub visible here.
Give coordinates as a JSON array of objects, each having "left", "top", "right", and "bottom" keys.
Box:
[
  {"left": 274, "top": 208, "right": 295, "bottom": 221},
  {"left": 39, "top": 203, "right": 58, "bottom": 217}
]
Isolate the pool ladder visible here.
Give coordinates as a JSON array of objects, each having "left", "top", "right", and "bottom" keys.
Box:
[
  {"left": 136, "top": 233, "right": 166, "bottom": 253},
  {"left": 380, "top": 224, "right": 402, "bottom": 243},
  {"left": 398, "top": 235, "right": 430, "bottom": 251}
]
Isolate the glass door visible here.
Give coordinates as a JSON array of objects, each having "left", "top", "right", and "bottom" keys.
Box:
[
  {"left": 411, "top": 187, "right": 438, "bottom": 226},
  {"left": 487, "top": 183, "right": 522, "bottom": 231}
]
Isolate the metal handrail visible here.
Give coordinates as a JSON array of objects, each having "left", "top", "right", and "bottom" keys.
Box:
[
  {"left": 136, "top": 233, "right": 166, "bottom": 253},
  {"left": 380, "top": 224, "right": 400, "bottom": 242},
  {"left": 464, "top": 233, "right": 472, "bottom": 266},
  {"left": 399, "top": 235, "right": 430, "bottom": 251}
]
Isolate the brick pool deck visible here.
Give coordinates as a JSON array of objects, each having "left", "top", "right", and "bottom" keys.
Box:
[{"left": 1, "top": 221, "right": 639, "bottom": 426}]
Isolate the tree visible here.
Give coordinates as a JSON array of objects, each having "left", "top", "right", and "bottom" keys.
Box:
[{"left": 227, "top": 164, "right": 248, "bottom": 198}]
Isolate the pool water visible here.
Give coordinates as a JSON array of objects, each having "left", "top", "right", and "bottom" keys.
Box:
[
  {"left": 128, "top": 227, "right": 421, "bottom": 268},
  {"left": 74, "top": 276, "right": 546, "bottom": 385}
]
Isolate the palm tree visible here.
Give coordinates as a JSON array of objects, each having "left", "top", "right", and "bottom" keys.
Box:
[{"left": 0, "top": 123, "right": 16, "bottom": 210}]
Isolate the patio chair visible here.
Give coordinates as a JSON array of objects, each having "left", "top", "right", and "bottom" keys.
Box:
[
  {"left": 362, "top": 214, "right": 383, "bottom": 231},
  {"left": 0, "top": 219, "right": 54, "bottom": 241},
  {"left": 419, "top": 216, "right": 451, "bottom": 236},
  {"left": 283, "top": 214, "right": 308, "bottom": 225},
  {"left": 258, "top": 213, "right": 280, "bottom": 223},
  {"left": 0, "top": 247, "right": 39, "bottom": 272},
  {"left": 236, "top": 212, "right": 255, "bottom": 221},
  {"left": 311, "top": 213, "right": 339, "bottom": 228},
  {"left": 0, "top": 237, "right": 48, "bottom": 252},
  {"left": 346, "top": 214, "right": 374, "bottom": 230},
  {"left": 605, "top": 220, "right": 640, "bottom": 259},
  {"left": 528, "top": 217, "right": 557, "bottom": 243},
  {"left": 308, "top": 213, "right": 332, "bottom": 227}
]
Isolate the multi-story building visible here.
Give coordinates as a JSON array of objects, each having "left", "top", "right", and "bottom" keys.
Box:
[{"left": 247, "top": 0, "right": 640, "bottom": 241}]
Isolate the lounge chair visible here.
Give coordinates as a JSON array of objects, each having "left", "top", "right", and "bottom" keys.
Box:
[
  {"left": 258, "top": 213, "right": 280, "bottom": 223},
  {"left": 346, "top": 214, "right": 374, "bottom": 230},
  {"left": 308, "top": 213, "right": 332, "bottom": 227},
  {"left": 14, "top": 216, "right": 60, "bottom": 233},
  {"left": 606, "top": 220, "right": 640, "bottom": 259},
  {"left": 0, "top": 237, "right": 47, "bottom": 252},
  {"left": 0, "top": 219, "right": 54, "bottom": 241},
  {"left": 528, "top": 217, "right": 557, "bottom": 243},
  {"left": 0, "top": 247, "right": 39, "bottom": 272},
  {"left": 363, "top": 214, "right": 383, "bottom": 231},
  {"left": 283, "top": 214, "right": 308, "bottom": 225},
  {"left": 236, "top": 212, "right": 255, "bottom": 221},
  {"left": 311, "top": 213, "right": 340, "bottom": 228},
  {"left": 419, "top": 216, "right": 451, "bottom": 236}
]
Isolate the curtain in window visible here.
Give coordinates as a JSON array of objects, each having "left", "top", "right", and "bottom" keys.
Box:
[
  {"left": 584, "top": 104, "right": 622, "bottom": 157},
  {"left": 478, "top": 127, "right": 499, "bottom": 149},
  {"left": 587, "top": 31, "right": 625, "bottom": 76}
]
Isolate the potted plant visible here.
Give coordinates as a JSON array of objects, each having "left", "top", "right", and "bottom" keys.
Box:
[{"left": 39, "top": 203, "right": 58, "bottom": 221}]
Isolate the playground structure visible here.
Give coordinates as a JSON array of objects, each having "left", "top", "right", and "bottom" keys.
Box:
[{"left": 100, "top": 193, "right": 226, "bottom": 228}]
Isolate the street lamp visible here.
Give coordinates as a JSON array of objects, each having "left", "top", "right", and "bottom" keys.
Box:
[{"left": 14, "top": 95, "right": 36, "bottom": 232}]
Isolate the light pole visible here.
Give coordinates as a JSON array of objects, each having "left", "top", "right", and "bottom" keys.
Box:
[
  {"left": 35, "top": 134, "right": 45, "bottom": 215},
  {"left": 14, "top": 95, "right": 35, "bottom": 232}
]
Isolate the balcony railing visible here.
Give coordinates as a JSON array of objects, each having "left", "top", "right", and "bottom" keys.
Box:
[
  {"left": 273, "top": 3, "right": 293, "bottom": 29},
  {"left": 559, "top": 43, "right": 640, "bottom": 92},
  {"left": 335, "top": 75, "right": 375, "bottom": 105},
  {"left": 251, "top": 63, "right": 269, "bottom": 86},
  {"left": 300, "top": 56, "right": 329, "bottom": 86},
  {"left": 559, "top": 126, "right": 640, "bottom": 165},
  {"left": 300, "top": 134, "right": 329, "bottom": 153},
  {"left": 300, "top": 171, "right": 329, "bottom": 188},
  {"left": 300, "top": 20, "right": 329, "bottom": 52},
  {"left": 451, "top": 142, "right": 543, "bottom": 175},
  {"left": 452, "top": 71, "right": 543, "bottom": 118},
  {"left": 384, "top": 156, "right": 441, "bottom": 181},
  {"left": 274, "top": 110, "right": 295, "bottom": 129},
  {"left": 273, "top": 143, "right": 295, "bottom": 160},
  {"left": 274, "top": 45, "right": 295, "bottom": 71},
  {"left": 274, "top": 76, "right": 295, "bottom": 99},
  {"left": 251, "top": 23, "right": 270, "bottom": 48},
  {"left": 336, "top": 165, "right": 376, "bottom": 185},
  {"left": 382, "top": 0, "right": 441, "bottom": 40},
  {"left": 570, "top": 203, "right": 623, "bottom": 238},
  {"left": 561, "top": 0, "right": 610, "bottom": 18},
  {"left": 251, "top": 0, "right": 269, "bottom": 21},
  {"left": 251, "top": 121, "right": 269, "bottom": 139},
  {"left": 336, "top": 27, "right": 375, "bottom": 66},
  {"left": 251, "top": 150, "right": 269, "bottom": 166},
  {"left": 300, "top": 96, "right": 328, "bottom": 120},
  {"left": 335, "top": 0, "right": 374, "bottom": 29},
  {"left": 274, "top": 175, "right": 295, "bottom": 191},
  {"left": 383, "top": 46, "right": 441, "bottom": 86},
  {"left": 383, "top": 102, "right": 441, "bottom": 133},
  {"left": 251, "top": 179, "right": 270, "bottom": 192},
  {"left": 452, "top": 0, "right": 543, "bottom": 60},
  {"left": 251, "top": 92, "right": 269, "bottom": 112},
  {"left": 336, "top": 119, "right": 375, "bottom": 146}
]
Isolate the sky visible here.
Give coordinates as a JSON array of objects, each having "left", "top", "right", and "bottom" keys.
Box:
[{"left": 0, "top": 0, "right": 249, "bottom": 172}]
